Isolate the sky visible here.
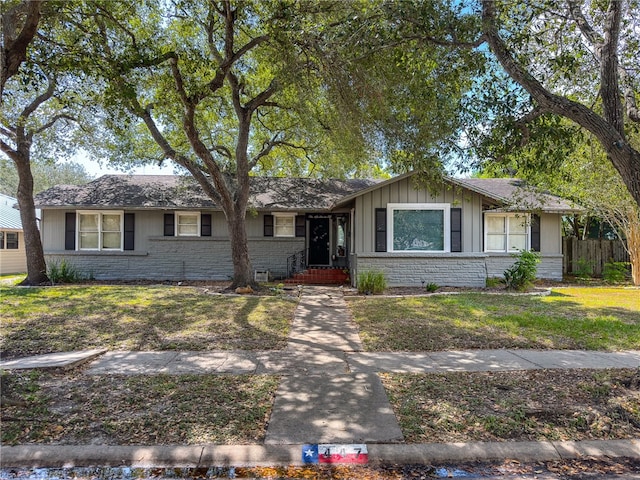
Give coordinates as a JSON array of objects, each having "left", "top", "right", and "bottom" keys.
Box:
[{"left": 70, "top": 152, "right": 178, "bottom": 178}]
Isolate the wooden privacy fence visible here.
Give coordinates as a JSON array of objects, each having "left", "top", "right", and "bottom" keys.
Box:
[{"left": 563, "top": 237, "right": 630, "bottom": 276}]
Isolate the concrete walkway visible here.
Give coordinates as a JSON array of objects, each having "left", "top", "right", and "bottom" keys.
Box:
[
  {"left": 264, "top": 286, "right": 403, "bottom": 444},
  {"left": 5, "top": 346, "right": 640, "bottom": 376},
  {"left": 2, "top": 285, "right": 640, "bottom": 470}
]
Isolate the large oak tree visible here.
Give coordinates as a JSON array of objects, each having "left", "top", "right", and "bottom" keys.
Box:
[
  {"left": 478, "top": 0, "right": 640, "bottom": 207},
  {"left": 1, "top": 0, "right": 50, "bottom": 285},
  {"left": 76, "top": 0, "right": 476, "bottom": 288}
]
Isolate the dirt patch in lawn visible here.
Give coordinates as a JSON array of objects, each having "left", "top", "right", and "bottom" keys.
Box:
[
  {"left": 3, "top": 367, "right": 639, "bottom": 447},
  {"left": 1, "top": 368, "right": 279, "bottom": 445},
  {"left": 382, "top": 368, "right": 640, "bottom": 444}
]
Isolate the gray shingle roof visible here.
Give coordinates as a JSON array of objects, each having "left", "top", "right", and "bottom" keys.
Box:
[
  {"left": 451, "top": 178, "right": 582, "bottom": 213},
  {"left": 34, "top": 175, "right": 380, "bottom": 211},
  {"left": 33, "top": 173, "right": 581, "bottom": 214}
]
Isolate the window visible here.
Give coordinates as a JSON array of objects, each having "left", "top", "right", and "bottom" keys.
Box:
[
  {"left": 5, "top": 232, "right": 18, "bottom": 249},
  {"left": 485, "top": 213, "right": 530, "bottom": 252},
  {"left": 0, "top": 231, "right": 18, "bottom": 249},
  {"left": 274, "top": 214, "right": 295, "bottom": 237},
  {"left": 387, "top": 204, "right": 450, "bottom": 252},
  {"left": 176, "top": 212, "right": 200, "bottom": 236},
  {"left": 78, "top": 211, "right": 123, "bottom": 250}
]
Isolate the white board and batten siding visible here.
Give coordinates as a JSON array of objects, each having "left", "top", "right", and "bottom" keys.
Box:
[
  {"left": 351, "top": 177, "right": 564, "bottom": 286},
  {"left": 353, "top": 176, "right": 484, "bottom": 254}
]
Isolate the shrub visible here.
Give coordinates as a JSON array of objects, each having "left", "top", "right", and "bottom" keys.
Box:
[
  {"left": 47, "top": 259, "right": 89, "bottom": 284},
  {"left": 357, "top": 270, "right": 386, "bottom": 295},
  {"left": 603, "top": 261, "right": 630, "bottom": 283},
  {"left": 574, "top": 258, "right": 593, "bottom": 279},
  {"left": 503, "top": 250, "right": 540, "bottom": 291},
  {"left": 424, "top": 282, "right": 439, "bottom": 293}
]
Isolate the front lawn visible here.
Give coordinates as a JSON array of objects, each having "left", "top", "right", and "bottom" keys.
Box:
[
  {"left": 1, "top": 370, "right": 279, "bottom": 445},
  {"left": 383, "top": 369, "right": 640, "bottom": 443},
  {"left": 347, "top": 287, "right": 640, "bottom": 351},
  {"left": 0, "top": 285, "right": 297, "bottom": 359}
]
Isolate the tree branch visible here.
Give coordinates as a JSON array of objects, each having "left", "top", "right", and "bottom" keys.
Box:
[
  {"left": 620, "top": 67, "right": 640, "bottom": 123},
  {"left": 231, "top": 35, "right": 269, "bottom": 64},
  {"left": 227, "top": 70, "right": 245, "bottom": 118},
  {"left": 0, "top": 138, "right": 19, "bottom": 162},
  {"left": 482, "top": 0, "right": 640, "bottom": 207},
  {"left": 20, "top": 74, "right": 55, "bottom": 120},
  {"left": 135, "top": 102, "right": 224, "bottom": 205},
  {"left": 567, "top": 1, "right": 602, "bottom": 49},
  {"left": 0, "top": 125, "right": 16, "bottom": 140},
  {"left": 249, "top": 134, "right": 281, "bottom": 168},
  {"left": 94, "top": 3, "right": 139, "bottom": 51},
  {"left": 168, "top": 56, "right": 191, "bottom": 107},
  {"left": 213, "top": 145, "right": 232, "bottom": 159},
  {"left": 33, "top": 113, "right": 75, "bottom": 135},
  {"left": 481, "top": 1, "right": 619, "bottom": 140},
  {"left": 246, "top": 79, "right": 279, "bottom": 115},
  {"left": 515, "top": 107, "right": 544, "bottom": 147},
  {"left": 1, "top": 0, "right": 43, "bottom": 97},
  {"left": 599, "top": 0, "right": 624, "bottom": 134}
]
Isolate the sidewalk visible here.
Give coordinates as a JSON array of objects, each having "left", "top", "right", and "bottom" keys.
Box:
[{"left": 1, "top": 285, "right": 639, "bottom": 469}]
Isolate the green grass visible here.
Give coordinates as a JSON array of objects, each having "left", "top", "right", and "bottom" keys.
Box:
[
  {"left": 1, "top": 370, "right": 279, "bottom": 445},
  {"left": 347, "top": 287, "right": 640, "bottom": 351},
  {"left": 0, "top": 273, "right": 26, "bottom": 285},
  {"left": 0, "top": 285, "right": 297, "bottom": 358}
]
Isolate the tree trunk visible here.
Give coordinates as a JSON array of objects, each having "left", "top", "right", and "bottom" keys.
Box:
[
  {"left": 226, "top": 209, "right": 256, "bottom": 289},
  {"left": 606, "top": 146, "right": 640, "bottom": 210},
  {"left": 627, "top": 210, "right": 640, "bottom": 286},
  {"left": 14, "top": 154, "right": 48, "bottom": 285}
]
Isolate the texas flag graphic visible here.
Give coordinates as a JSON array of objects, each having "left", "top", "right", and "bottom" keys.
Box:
[{"left": 302, "top": 444, "right": 368, "bottom": 464}]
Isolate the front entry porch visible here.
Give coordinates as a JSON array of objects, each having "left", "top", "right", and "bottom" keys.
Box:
[{"left": 285, "top": 213, "right": 351, "bottom": 284}]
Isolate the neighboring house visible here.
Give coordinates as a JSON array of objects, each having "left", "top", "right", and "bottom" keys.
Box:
[
  {"left": 0, "top": 194, "right": 28, "bottom": 275},
  {"left": 34, "top": 172, "right": 580, "bottom": 287}
]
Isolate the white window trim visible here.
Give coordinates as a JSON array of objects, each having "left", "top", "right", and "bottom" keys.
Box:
[
  {"left": 175, "top": 211, "right": 201, "bottom": 237},
  {"left": 387, "top": 203, "right": 451, "bottom": 253},
  {"left": 273, "top": 212, "right": 296, "bottom": 238},
  {"left": 484, "top": 213, "right": 531, "bottom": 253},
  {"left": 77, "top": 210, "right": 124, "bottom": 251}
]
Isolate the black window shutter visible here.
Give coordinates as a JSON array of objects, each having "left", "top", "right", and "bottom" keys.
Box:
[
  {"left": 124, "top": 213, "right": 135, "bottom": 250},
  {"left": 264, "top": 214, "right": 274, "bottom": 237},
  {"left": 450, "top": 208, "right": 462, "bottom": 252},
  {"left": 164, "top": 213, "right": 175, "bottom": 236},
  {"left": 65, "top": 212, "right": 76, "bottom": 250},
  {"left": 295, "top": 215, "right": 305, "bottom": 237},
  {"left": 531, "top": 214, "right": 541, "bottom": 252},
  {"left": 375, "top": 208, "right": 387, "bottom": 252},
  {"left": 201, "top": 214, "right": 212, "bottom": 236}
]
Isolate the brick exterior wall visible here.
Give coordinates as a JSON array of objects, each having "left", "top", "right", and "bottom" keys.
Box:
[
  {"left": 354, "top": 253, "right": 489, "bottom": 287},
  {"left": 485, "top": 254, "right": 563, "bottom": 281},
  {"left": 45, "top": 237, "right": 305, "bottom": 281},
  {"left": 354, "top": 252, "right": 563, "bottom": 288}
]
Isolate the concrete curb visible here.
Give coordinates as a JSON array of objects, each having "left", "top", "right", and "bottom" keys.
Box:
[{"left": 2, "top": 439, "right": 639, "bottom": 468}]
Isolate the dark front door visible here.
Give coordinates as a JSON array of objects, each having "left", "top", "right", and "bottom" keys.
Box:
[{"left": 309, "top": 217, "right": 330, "bottom": 265}]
